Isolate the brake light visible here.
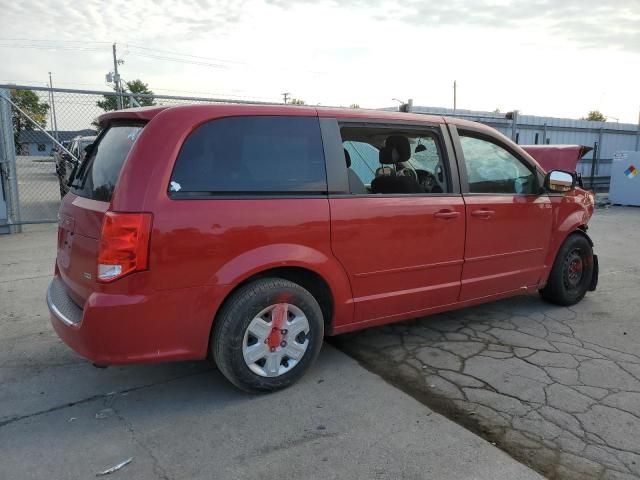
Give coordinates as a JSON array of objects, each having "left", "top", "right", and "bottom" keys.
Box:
[{"left": 98, "top": 212, "right": 152, "bottom": 282}]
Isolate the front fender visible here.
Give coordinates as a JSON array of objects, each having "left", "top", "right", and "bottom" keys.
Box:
[
  {"left": 540, "top": 209, "right": 593, "bottom": 285},
  {"left": 211, "top": 243, "right": 354, "bottom": 328}
]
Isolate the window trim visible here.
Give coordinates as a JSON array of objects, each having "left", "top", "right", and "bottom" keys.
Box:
[
  {"left": 167, "top": 192, "right": 329, "bottom": 200},
  {"left": 324, "top": 119, "right": 461, "bottom": 197},
  {"left": 167, "top": 115, "right": 328, "bottom": 199},
  {"left": 449, "top": 124, "right": 543, "bottom": 196}
]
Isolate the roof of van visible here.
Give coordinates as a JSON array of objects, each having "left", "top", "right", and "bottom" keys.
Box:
[{"left": 98, "top": 103, "right": 495, "bottom": 135}]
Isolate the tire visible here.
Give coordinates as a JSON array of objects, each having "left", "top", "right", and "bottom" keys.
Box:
[
  {"left": 212, "top": 278, "right": 324, "bottom": 393},
  {"left": 540, "top": 233, "right": 594, "bottom": 306}
]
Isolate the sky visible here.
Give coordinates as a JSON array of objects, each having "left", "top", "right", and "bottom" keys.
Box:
[{"left": 1, "top": 0, "right": 639, "bottom": 123}]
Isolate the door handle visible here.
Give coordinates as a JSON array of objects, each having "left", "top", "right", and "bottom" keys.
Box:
[
  {"left": 434, "top": 210, "right": 460, "bottom": 220},
  {"left": 471, "top": 209, "right": 496, "bottom": 218}
]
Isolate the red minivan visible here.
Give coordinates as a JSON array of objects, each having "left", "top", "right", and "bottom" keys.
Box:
[{"left": 48, "top": 105, "right": 598, "bottom": 392}]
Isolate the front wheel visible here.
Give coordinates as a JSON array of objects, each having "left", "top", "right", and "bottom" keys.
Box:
[
  {"left": 540, "top": 233, "right": 594, "bottom": 306},
  {"left": 212, "top": 278, "right": 324, "bottom": 393}
]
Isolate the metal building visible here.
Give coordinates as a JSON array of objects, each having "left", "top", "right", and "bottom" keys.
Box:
[{"left": 406, "top": 106, "right": 640, "bottom": 184}]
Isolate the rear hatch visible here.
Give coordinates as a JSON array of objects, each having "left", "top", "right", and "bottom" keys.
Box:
[{"left": 57, "top": 124, "right": 145, "bottom": 306}]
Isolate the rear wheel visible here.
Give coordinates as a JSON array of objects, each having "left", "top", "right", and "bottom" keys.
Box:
[
  {"left": 540, "top": 233, "right": 594, "bottom": 306},
  {"left": 212, "top": 278, "right": 324, "bottom": 393}
]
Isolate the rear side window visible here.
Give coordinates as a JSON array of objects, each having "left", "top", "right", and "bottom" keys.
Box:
[
  {"left": 170, "top": 116, "right": 326, "bottom": 195},
  {"left": 70, "top": 125, "right": 143, "bottom": 202}
]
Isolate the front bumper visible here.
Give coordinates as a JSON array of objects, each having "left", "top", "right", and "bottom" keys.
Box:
[{"left": 47, "top": 275, "right": 222, "bottom": 365}]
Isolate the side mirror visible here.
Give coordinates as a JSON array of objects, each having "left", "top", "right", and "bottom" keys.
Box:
[
  {"left": 84, "top": 143, "right": 94, "bottom": 155},
  {"left": 545, "top": 170, "right": 575, "bottom": 193}
]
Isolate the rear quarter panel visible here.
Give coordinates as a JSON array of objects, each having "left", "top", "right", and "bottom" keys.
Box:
[
  {"left": 147, "top": 198, "right": 346, "bottom": 284},
  {"left": 146, "top": 198, "right": 354, "bottom": 333}
]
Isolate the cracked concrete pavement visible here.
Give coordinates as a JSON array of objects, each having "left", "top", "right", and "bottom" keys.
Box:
[
  {"left": 335, "top": 207, "right": 640, "bottom": 480},
  {"left": 0, "top": 224, "right": 542, "bottom": 479}
]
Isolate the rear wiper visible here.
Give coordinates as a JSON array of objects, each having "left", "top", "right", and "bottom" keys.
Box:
[{"left": 69, "top": 157, "right": 90, "bottom": 189}]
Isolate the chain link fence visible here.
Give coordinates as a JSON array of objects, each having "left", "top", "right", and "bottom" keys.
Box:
[
  {"left": 3, "top": 84, "right": 633, "bottom": 232},
  {"left": 0, "top": 85, "right": 275, "bottom": 230}
]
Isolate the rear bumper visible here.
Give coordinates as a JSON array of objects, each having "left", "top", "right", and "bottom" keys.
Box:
[
  {"left": 47, "top": 275, "right": 222, "bottom": 365},
  {"left": 47, "top": 277, "right": 83, "bottom": 326}
]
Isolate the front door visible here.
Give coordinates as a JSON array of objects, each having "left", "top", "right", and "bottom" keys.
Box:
[
  {"left": 328, "top": 121, "right": 465, "bottom": 325},
  {"left": 451, "top": 126, "right": 553, "bottom": 301}
]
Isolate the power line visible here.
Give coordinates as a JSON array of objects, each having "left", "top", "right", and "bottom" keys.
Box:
[
  {"left": 0, "top": 79, "right": 111, "bottom": 89},
  {"left": 126, "top": 49, "right": 325, "bottom": 76},
  {"left": 124, "top": 44, "right": 325, "bottom": 75},
  {"left": 126, "top": 51, "right": 228, "bottom": 69},
  {"left": 1, "top": 77, "right": 278, "bottom": 102},
  {"left": 125, "top": 43, "right": 249, "bottom": 66},
  {"left": 0, "top": 40, "right": 250, "bottom": 69},
  {"left": 0, "top": 38, "right": 111, "bottom": 44},
  {"left": 0, "top": 43, "right": 107, "bottom": 53},
  {"left": 0, "top": 40, "right": 326, "bottom": 76},
  {"left": 0, "top": 39, "right": 244, "bottom": 67}
]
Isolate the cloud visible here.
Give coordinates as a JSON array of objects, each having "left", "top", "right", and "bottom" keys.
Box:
[
  {"left": 0, "top": 0, "right": 248, "bottom": 43},
  {"left": 4, "top": 0, "right": 638, "bottom": 53},
  {"left": 1, "top": 0, "right": 638, "bottom": 123},
  {"left": 265, "top": 0, "right": 640, "bottom": 53}
]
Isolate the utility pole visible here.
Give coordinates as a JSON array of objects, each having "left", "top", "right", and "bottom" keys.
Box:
[
  {"left": 453, "top": 80, "right": 457, "bottom": 113},
  {"left": 47, "top": 76, "right": 54, "bottom": 137},
  {"left": 48, "top": 72, "right": 59, "bottom": 141},
  {"left": 112, "top": 43, "right": 122, "bottom": 110},
  {"left": 282, "top": 92, "right": 290, "bottom": 104}
]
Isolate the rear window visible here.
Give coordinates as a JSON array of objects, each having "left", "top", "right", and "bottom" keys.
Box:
[
  {"left": 70, "top": 125, "right": 143, "bottom": 202},
  {"left": 169, "top": 116, "right": 326, "bottom": 195}
]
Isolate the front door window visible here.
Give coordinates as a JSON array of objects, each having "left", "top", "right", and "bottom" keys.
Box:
[{"left": 459, "top": 135, "right": 537, "bottom": 194}]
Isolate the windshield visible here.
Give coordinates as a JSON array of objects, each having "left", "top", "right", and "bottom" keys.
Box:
[{"left": 407, "top": 138, "right": 440, "bottom": 172}]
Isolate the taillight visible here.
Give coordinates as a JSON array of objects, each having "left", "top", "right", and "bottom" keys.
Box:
[{"left": 98, "top": 212, "right": 152, "bottom": 282}]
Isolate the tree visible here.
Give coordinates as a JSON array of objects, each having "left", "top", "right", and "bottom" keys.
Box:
[
  {"left": 289, "top": 98, "right": 305, "bottom": 105},
  {"left": 350, "top": 103, "right": 360, "bottom": 109},
  {"left": 97, "top": 79, "right": 155, "bottom": 112},
  {"left": 10, "top": 89, "right": 49, "bottom": 152},
  {"left": 584, "top": 110, "right": 606, "bottom": 122}
]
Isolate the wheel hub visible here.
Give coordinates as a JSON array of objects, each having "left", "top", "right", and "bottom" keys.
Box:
[
  {"left": 564, "top": 250, "right": 584, "bottom": 288},
  {"left": 242, "top": 303, "right": 310, "bottom": 378},
  {"left": 266, "top": 304, "right": 287, "bottom": 351}
]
